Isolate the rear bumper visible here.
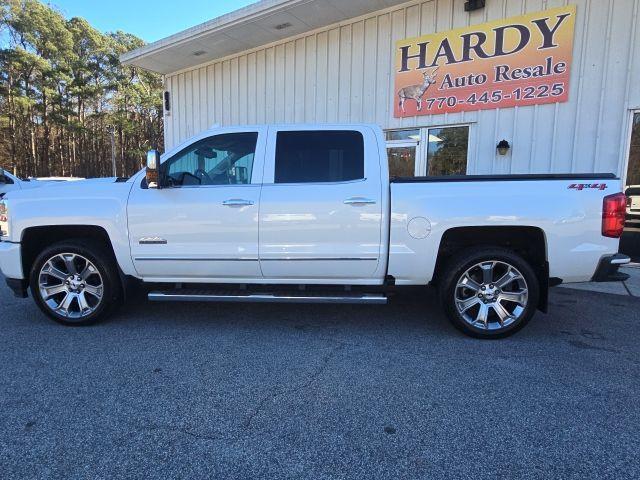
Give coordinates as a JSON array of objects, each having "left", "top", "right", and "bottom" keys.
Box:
[
  {"left": 592, "top": 254, "right": 631, "bottom": 282},
  {"left": 626, "top": 212, "right": 640, "bottom": 227}
]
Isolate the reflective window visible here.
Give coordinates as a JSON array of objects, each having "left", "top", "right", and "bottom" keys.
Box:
[
  {"left": 427, "top": 126, "right": 469, "bottom": 176},
  {"left": 625, "top": 113, "right": 640, "bottom": 186},
  {"left": 0, "top": 173, "right": 13, "bottom": 185},
  {"left": 386, "top": 126, "right": 469, "bottom": 177},
  {"left": 386, "top": 129, "right": 420, "bottom": 142},
  {"left": 387, "top": 146, "right": 417, "bottom": 178},
  {"left": 163, "top": 132, "right": 258, "bottom": 186},
  {"left": 275, "top": 131, "right": 364, "bottom": 184}
]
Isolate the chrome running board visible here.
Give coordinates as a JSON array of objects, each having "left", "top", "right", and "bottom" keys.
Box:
[{"left": 148, "top": 290, "right": 387, "bottom": 305}]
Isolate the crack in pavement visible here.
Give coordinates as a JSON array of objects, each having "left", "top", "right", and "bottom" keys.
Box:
[
  {"left": 243, "top": 340, "right": 345, "bottom": 431},
  {"left": 127, "top": 339, "right": 348, "bottom": 444}
]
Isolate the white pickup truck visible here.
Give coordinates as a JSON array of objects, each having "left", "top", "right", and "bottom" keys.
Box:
[{"left": 0, "top": 124, "right": 629, "bottom": 338}]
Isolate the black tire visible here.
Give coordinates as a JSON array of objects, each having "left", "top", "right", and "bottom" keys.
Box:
[
  {"left": 438, "top": 247, "right": 540, "bottom": 339},
  {"left": 29, "top": 239, "right": 122, "bottom": 326}
]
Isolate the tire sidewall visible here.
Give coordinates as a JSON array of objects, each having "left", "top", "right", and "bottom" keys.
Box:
[
  {"left": 440, "top": 248, "right": 540, "bottom": 339},
  {"left": 30, "top": 240, "right": 119, "bottom": 326}
]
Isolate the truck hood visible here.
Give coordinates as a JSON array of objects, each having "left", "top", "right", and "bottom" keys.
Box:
[
  {"left": 2, "top": 176, "right": 135, "bottom": 245},
  {"left": 3, "top": 177, "right": 133, "bottom": 202}
]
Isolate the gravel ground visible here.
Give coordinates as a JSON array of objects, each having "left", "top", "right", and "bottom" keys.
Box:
[{"left": 0, "top": 281, "right": 638, "bottom": 479}]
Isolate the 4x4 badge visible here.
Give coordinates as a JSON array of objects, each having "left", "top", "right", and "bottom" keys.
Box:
[{"left": 568, "top": 183, "right": 607, "bottom": 191}]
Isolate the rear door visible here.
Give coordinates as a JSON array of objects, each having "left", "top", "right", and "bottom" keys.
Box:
[{"left": 258, "top": 126, "right": 384, "bottom": 281}]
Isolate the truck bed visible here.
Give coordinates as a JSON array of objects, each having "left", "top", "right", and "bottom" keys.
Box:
[
  {"left": 387, "top": 173, "right": 622, "bottom": 285},
  {"left": 391, "top": 173, "right": 618, "bottom": 183}
]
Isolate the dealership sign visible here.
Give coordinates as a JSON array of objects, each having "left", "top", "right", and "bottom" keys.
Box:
[{"left": 394, "top": 5, "right": 576, "bottom": 118}]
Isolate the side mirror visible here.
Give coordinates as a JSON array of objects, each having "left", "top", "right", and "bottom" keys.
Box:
[{"left": 146, "top": 150, "right": 161, "bottom": 189}]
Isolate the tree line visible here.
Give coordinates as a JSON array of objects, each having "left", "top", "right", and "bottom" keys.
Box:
[{"left": 0, "top": 0, "right": 164, "bottom": 179}]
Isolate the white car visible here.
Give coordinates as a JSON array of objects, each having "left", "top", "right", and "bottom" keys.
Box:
[
  {"left": 29, "top": 176, "right": 85, "bottom": 182},
  {"left": 0, "top": 169, "right": 85, "bottom": 198},
  {"left": 625, "top": 185, "right": 640, "bottom": 228},
  {"left": 0, "top": 124, "right": 629, "bottom": 338},
  {"left": 0, "top": 170, "right": 47, "bottom": 198}
]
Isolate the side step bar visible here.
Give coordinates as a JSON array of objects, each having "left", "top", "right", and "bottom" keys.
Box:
[{"left": 148, "top": 290, "right": 388, "bottom": 305}]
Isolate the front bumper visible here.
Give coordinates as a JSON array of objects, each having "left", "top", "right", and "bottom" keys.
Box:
[
  {"left": 5, "top": 277, "right": 27, "bottom": 298},
  {"left": 0, "top": 241, "right": 27, "bottom": 298},
  {"left": 0, "top": 241, "right": 23, "bottom": 279},
  {"left": 592, "top": 254, "right": 631, "bottom": 282}
]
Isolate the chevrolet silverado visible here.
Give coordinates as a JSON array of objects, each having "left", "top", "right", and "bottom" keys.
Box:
[{"left": 0, "top": 124, "right": 629, "bottom": 338}]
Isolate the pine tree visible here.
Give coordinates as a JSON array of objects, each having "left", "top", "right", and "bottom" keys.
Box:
[{"left": 0, "top": 0, "right": 164, "bottom": 178}]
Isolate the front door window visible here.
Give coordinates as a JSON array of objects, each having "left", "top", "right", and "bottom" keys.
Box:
[{"left": 163, "top": 132, "right": 258, "bottom": 187}]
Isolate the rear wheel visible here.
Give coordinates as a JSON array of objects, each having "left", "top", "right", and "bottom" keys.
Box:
[
  {"left": 439, "top": 247, "right": 539, "bottom": 338},
  {"left": 30, "top": 240, "right": 121, "bottom": 326}
]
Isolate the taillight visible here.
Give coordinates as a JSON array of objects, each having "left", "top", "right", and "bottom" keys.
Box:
[{"left": 602, "top": 193, "right": 626, "bottom": 238}]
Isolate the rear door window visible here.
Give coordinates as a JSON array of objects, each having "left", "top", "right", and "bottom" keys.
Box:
[{"left": 274, "top": 130, "right": 364, "bottom": 184}]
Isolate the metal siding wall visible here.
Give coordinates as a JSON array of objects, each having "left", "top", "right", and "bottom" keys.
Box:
[{"left": 163, "top": 0, "right": 640, "bottom": 176}]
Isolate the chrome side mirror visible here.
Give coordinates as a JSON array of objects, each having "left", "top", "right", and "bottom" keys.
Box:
[{"left": 146, "top": 150, "right": 161, "bottom": 189}]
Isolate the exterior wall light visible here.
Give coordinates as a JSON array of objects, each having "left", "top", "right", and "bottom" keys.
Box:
[
  {"left": 164, "top": 91, "right": 171, "bottom": 115},
  {"left": 497, "top": 140, "right": 511, "bottom": 156},
  {"left": 464, "top": 0, "right": 486, "bottom": 12}
]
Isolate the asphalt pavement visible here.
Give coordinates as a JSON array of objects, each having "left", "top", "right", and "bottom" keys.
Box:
[{"left": 0, "top": 279, "right": 639, "bottom": 479}]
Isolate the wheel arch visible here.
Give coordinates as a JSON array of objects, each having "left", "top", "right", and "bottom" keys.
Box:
[
  {"left": 432, "top": 226, "right": 549, "bottom": 312},
  {"left": 20, "top": 225, "right": 128, "bottom": 297}
]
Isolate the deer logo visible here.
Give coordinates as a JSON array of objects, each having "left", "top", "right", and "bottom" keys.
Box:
[{"left": 398, "top": 67, "right": 439, "bottom": 114}]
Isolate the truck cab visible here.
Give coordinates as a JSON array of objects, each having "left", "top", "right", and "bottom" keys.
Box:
[{"left": 130, "top": 125, "right": 388, "bottom": 284}]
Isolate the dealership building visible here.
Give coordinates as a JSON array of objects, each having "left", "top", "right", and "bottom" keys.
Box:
[{"left": 122, "top": 0, "right": 640, "bottom": 186}]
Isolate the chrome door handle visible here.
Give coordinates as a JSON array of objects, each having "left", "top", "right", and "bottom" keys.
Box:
[
  {"left": 344, "top": 197, "right": 376, "bottom": 206},
  {"left": 222, "top": 199, "right": 254, "bottom": 207}
]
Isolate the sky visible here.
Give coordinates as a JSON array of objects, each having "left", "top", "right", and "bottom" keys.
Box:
[{"left": 46, "top": 0, "right": 257, "bottom": 43}]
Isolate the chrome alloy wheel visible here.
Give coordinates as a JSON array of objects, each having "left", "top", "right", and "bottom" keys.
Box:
[
  {"left": 38, "top": 253, "right": 104, "bottom": 319},
  {"left": 454, "top": 260, "right": 529, "bottom": 331}
]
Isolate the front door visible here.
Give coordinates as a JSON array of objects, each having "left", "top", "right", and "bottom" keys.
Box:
[
  {"left": 258, "top": 127, "right": 384, "bottom": 281},
  {"left": 128, "top": 128, "right": 266, "bottom": 281}
]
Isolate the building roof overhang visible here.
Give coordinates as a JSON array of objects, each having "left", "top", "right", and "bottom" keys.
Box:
[{"left": 120, "top": 0, "right": 411, "bottom": 75}]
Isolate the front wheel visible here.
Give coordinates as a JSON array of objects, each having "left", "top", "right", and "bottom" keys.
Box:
[
  {"left": 439, "top": 247, "right": 540, "bottom": 339},
  {"left": 30, "top": 240, "right": 121, "bottom": 326}
]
